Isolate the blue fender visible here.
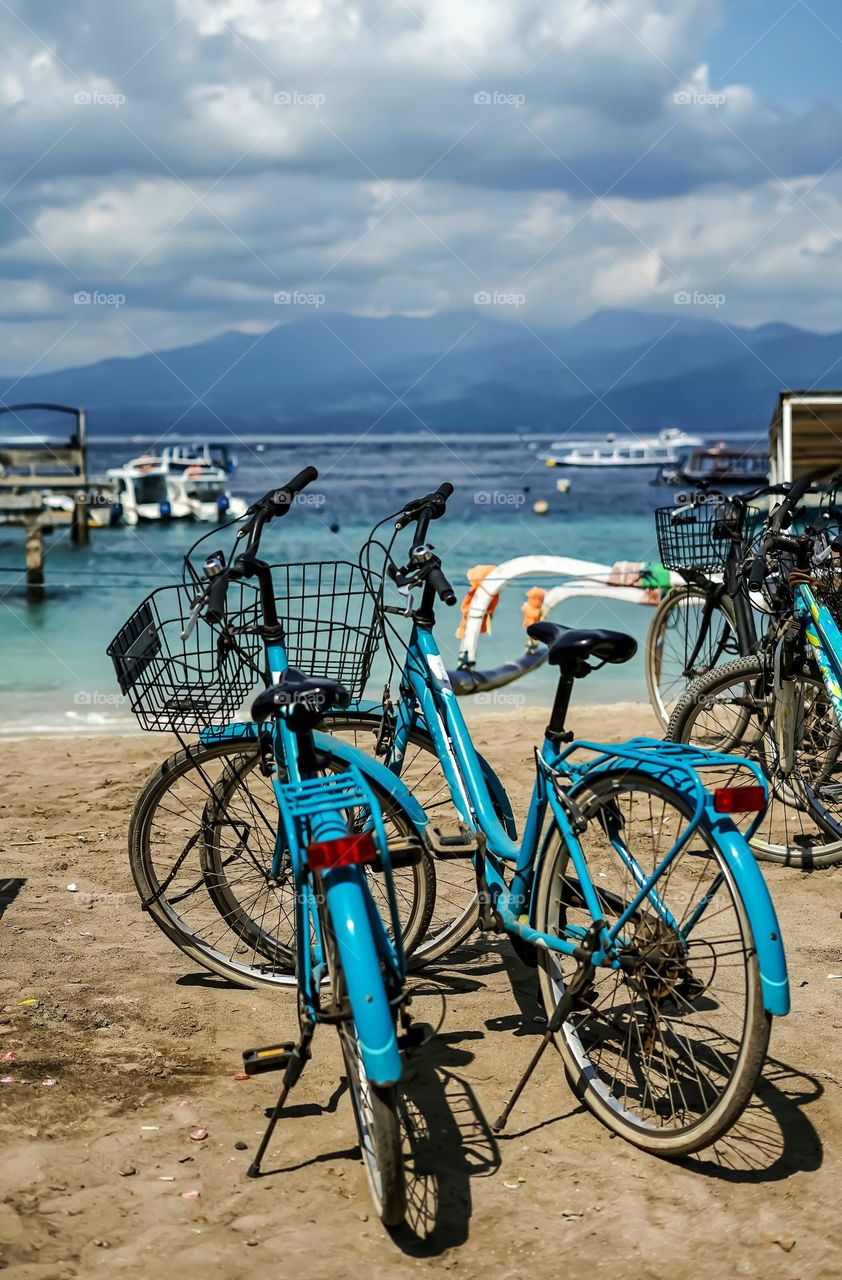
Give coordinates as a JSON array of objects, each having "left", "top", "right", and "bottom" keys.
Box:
[
  {"left": 199, "top": 721, "right": 429, "bottom": 834},
  {"left": 710, "top": 818, "right": 790, "bottom": 1016},
  {"left": 325, "top": 868, "right": 402, "bottom": 1085}
]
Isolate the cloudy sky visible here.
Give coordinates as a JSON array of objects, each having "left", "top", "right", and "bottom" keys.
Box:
[{"left": 2, "top": 0, "right": 842, "bottom": 374}]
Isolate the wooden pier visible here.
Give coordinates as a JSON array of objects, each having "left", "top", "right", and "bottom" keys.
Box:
[{"left": 0, "top": 403, "right": 111, "bottom": 592}]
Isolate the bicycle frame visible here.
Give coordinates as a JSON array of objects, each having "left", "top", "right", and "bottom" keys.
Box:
[
  {"left": 381, "top": 616, "right": 789, "bottom": 1015},
  {"left": 201, "top": 630, "right": 415, "bottom": 1085},
  {"left": 680, "top": 542, "right": 758, "bottom": 673},
  {"left": 793, "top": 584, "right": 842, "bottom": 722}
]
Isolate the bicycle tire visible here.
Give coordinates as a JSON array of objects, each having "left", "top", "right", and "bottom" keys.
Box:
[
  {"left": 321, "top": 891, "right": 406, "bottom": 1226},
  {"left": 666, "top": 655, "right": 842, "bottom": 867},
  {"left": 128, "top": 737, "right": 434, "bottom": 988},
  {"left": 644, "top": 585, "right": 737, "bottom": 730},
  {"left": 533, "top": 771, "right": 770, "bottom": 1156}
]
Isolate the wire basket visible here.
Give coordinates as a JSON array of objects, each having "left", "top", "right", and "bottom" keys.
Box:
[
  {"left": 107, "top": 581, "right": 264, "bottom": 732},
  {"left": 270, "top": 561, "right": 382, "bottom": 701},
  {"left": 655, "top": 501, "right": 759, "bottom": 573}
]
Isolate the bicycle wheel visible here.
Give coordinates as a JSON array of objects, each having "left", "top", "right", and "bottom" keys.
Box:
[
  {"left": 645, "top": 586, "right": 737, "bottom": 730},
  {"left": 666, "top": 655, "right": 842, "bottom": 867},
  {"left": 533, "top": 772, "right": 770, "bottom": 1156},
  {"left": 128, "top": 737, "right": 433, "bottom": 987},
  {"left": 338, "top": 1014, "right": 406, "bottom": 1225},
  {"left": 320, "top": 892, "right": 406, "bottom": 1225},
  {"left": 205, "top": 713, "right": 484, "bottom": 968}
]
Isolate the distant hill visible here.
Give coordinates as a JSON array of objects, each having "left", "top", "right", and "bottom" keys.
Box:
[{"left": 2, "top": 308, "right": 839, "bottom": 438}]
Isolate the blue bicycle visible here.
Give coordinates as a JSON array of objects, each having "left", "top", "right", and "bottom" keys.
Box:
[
  {"left": 353, "top": 482, "right": 790, "bottom": 1155},
  {"left": 110, "top": 467, "right": 427, "bottom": 1223},
  {"left": 668, "top": 475, "right": 842, "bottom": 867},
  {"left": 114, "top": 472, "right": 437, "bottom": 988}
]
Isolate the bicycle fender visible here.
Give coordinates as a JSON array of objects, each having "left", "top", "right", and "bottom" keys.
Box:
[
  {"left": 325, "top": 870, "right": 403, "bottom": 1086},
  {"left": 714, "top": 820, "right": 790, "bottom": 1016},
  {"left": 198, "top": 722, "right": 429, "bottom": 833},
  {"left": 313, "top": 732, "right": 429, "bottom": 832}
]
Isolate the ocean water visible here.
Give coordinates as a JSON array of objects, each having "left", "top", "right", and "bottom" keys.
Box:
[{"left": 0, "top": 434, "right": 672, "bottom": 735}]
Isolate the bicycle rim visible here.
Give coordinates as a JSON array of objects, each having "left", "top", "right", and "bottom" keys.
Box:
[
  {"left": 533, "top": 772, "right": 770, "bottom": 1155},
  {"left": 666, "top": 656, "right": 842, "bottom": 867},
  {"left": 129, "top": 737, "right": 432, "bottom": 988},
  {"left": 645, "top": 586, "right": 737, "bottom": 730}
]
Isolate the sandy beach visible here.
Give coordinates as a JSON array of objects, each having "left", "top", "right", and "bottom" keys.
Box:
[{"left": 1, "top": 706, "right": 841, "bottom": 1279}]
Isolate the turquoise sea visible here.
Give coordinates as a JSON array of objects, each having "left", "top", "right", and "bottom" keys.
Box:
[{"left": 0, "top": 433, "right": 677, "bottom": 735}]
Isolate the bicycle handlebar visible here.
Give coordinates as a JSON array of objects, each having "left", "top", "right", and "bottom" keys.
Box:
[
  {"left": 197, "top": 465, "right": 319, "bottom": 626},
  {"left": 395, "top": 481, "right": 454, "bottom": 531},
  {"left": 747, "top": 475, "right": 815, "bottom": 591},
  {"left": 426, "top": 561, "right": 457, "bottom": 606},
  {"left": 389, "top": 482, "right": 457, "bottom": 607}
]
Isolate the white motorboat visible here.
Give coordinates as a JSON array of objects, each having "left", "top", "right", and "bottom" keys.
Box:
[
  {"left": 166, "top": 464, "right": 248, "bottom": 522},
  {"left": 545, "top": 428, "right": 703, "bottom": 468},
  {"left": 107, "top": 444, "right": 247, "bottom": 524},
  {"left": 159, "top": 444, "right": 246, "bottom": 521},
  {"left": 107, "top": 456, "right": 175, "bottom": 524},
  {"left": 160, "top": 443, "right": 237, "bottom": 476}
]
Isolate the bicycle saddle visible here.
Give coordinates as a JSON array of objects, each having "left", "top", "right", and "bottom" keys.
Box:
[
  {"left": 251, "top": 668, "right": 352, "bottom": 723},
  {"left": 526, "top": 622, "right": 637, "bottom": 670}
]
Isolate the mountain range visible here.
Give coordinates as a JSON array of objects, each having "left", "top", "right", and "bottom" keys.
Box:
[{"left": 2, "top": 308, "right": 840, "bottom": 439}]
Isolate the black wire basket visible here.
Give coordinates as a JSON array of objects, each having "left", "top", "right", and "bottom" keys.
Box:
[
  {"left": 107, "top": 581, "right": 265, "bottom": 732},
  {"left": 655, "top": 501, "right": 759, "bottom": 573},
  {"left": 270, "top": 561, "right": 382, "bottom": 701}
]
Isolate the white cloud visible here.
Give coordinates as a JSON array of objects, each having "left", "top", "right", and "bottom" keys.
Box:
[{"left": 0, "top": 0, "right": 841, "bottom": 370}]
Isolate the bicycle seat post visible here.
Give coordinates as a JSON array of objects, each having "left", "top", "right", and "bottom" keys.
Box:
[{"left": 545, "top": 670, "right": 578, "bottom": 745}]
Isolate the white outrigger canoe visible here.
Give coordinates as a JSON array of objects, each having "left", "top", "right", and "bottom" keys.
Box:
[{"left": 449, "top": 554, "right": 681, "bottom": 694}]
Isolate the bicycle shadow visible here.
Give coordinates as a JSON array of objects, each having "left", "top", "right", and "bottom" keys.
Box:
[
  {"left": 677, "top": 1052, "right": 825, "bottom": 1181},
  {"left": 0, "top": 877, "right": 25, "bottom": 921},
  {"left": 390, "top": 1030, "right": 500, "bottom": 1255}
]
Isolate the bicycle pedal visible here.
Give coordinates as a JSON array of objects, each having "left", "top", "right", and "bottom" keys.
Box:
[
  {"left": 242, "top": 1042, "right": 296, "bottom": 1076},
  {"left": 426, "top": 824, "right": 478, "bottom": 859},
  {"left": 377, "top": 838, "right": 423, "bottom": 869}
]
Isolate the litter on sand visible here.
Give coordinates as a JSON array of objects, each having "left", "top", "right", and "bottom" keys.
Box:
[
  {"left": 182, "top": 1189, "right": 201, "bottom": 1201},
  {"left": 1, "top": 1051, "right": 16, "bottom": 1061},
  {"left": 190, "top": 1128, "right": 208, "bottom": 1141},
  {"left": 41, "top": 1078, "right": 58, "bottom": 1086},
  {"left": 1, "top": 1076, "right": 15, "bottom": 1084},
  {"left": 67, "top": 884, "right": 78, "bottom": 892}
]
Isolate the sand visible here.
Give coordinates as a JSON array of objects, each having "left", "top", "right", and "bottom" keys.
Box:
[{"left": 1, "top": 706, "right": 840, "bottom": 1279}]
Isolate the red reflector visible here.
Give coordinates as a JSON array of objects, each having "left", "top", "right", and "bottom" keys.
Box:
[
  {"left": 306, "top": 831, "right": 377, "bottom": 870},
  {"left": 713, "top": 786, "right": 765, "bottom": 814}
]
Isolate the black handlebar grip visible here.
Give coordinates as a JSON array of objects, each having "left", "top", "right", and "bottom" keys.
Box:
[
  {"left": 748, "top": 551, "right": 768, "bottom": 591},
  {"left": 428, "top": 563, "right": 457, "bottom": 606},
  {"left": 773, "top": 474, "right": 812, "bottom": 531},
  {"left": 270, "top": 465, "right": 319, "bottom": 513},
  {"left": 286, "top": 465, "right": 319, "bottom": 496},
  {"left": 205, "top": 568, "right": 232, "bottom": 623},
  {"left": 430, "top": 481, "right": 454, "bottom": 518}
]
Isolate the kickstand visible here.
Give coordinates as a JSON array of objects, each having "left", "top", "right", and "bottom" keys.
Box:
[
  {"left": 247, "top": 1025, "right": 314, "bottom": 1178},
  {"left": 492, "top": 923, "right": 602, "bottom": 1134}
]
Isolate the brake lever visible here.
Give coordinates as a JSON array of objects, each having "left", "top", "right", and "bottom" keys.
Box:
[{"left": 181, "top": 593, "right": 207, "bottom": 641}]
